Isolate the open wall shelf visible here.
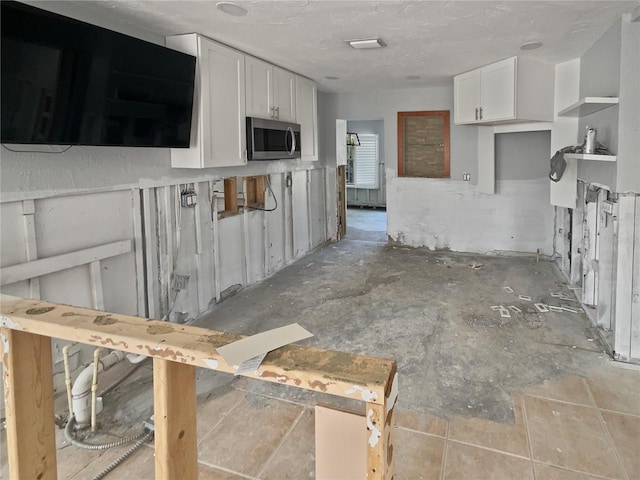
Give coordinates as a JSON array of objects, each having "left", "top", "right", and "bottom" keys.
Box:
[
  {"left": 558, "top": 97, "right": 619, "bottom": 117},
  {"left": 564, "top": 153, "right": 617, "bottom": 162}
]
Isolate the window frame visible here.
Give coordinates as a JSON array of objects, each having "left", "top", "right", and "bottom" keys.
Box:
[
  {"left": 397, "top": 110, "right": 450, "bottom": 178},
  {"left": 348, "top": 133, "right": 380, "bottom": 189}
]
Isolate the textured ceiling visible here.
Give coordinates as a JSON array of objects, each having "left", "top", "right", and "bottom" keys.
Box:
[{"left": 56, "top": 1, "right": 640, "bottom": 92}]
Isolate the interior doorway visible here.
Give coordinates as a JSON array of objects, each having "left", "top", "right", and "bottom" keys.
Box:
[
  {"left": 346, "top": 207, "right": 387, "bottom": 243},
  {"left": 346, "top": 120, "right": 386, "bottom": 209}
]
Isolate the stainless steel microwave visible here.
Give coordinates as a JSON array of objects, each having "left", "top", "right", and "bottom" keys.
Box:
[{"left": 246, "top": 117, "right": 301, "bottom": 160}]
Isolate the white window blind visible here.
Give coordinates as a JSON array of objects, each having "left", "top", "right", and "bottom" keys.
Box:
[{"left": 352, "top": 134, "right": 379, "bottom": 189}]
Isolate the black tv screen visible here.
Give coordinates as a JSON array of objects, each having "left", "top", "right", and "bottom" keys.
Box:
[{"left": 1, "top": 1, "right": 196, "bottom": 147}]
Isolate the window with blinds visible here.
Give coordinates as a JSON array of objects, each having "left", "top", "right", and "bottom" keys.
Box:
[{"left": 349, "top": 133, "right": 379, "bottom": 189}]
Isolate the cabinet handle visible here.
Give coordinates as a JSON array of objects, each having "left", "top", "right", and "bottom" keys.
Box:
[
  {"left": 270, "top": 106, "right": 275, "bottom": 119},
  {"left": 479, "top": 107, "right": 483, "bottom": 120},
  {"left": 475, "top": 107, "right": 478, "bottom": 120},
  {"left": 276, "top": 106, "right": 280, "bottom": 119}
]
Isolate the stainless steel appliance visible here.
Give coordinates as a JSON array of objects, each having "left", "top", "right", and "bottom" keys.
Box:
[{"left": 246, "top": 117, "right": 301, "bottom": 160}]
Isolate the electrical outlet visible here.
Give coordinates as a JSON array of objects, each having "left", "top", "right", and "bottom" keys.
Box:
[
  {"left": 463, "top": 173, "right": 471, "bottom": 181},
  {"left": 180, "top": 191, "right": 197, "bottom": 207}
]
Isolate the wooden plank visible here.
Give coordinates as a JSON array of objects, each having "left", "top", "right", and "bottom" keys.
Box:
[
  {"left": 1, "top": 328, "right": 57, "bottom": 480},
  {"left": 256, "top": 176, "right": 266, "bottom": 205},
  {"left": 366, "top": 370, "right": 397, "bottom": 480},
  {"left": 0, "top": 240, "right": 132, "bottom": 286},
  {"left": 582, "top": 190, "right": 598, "bottom": 306},
  {"left": 570, "top": 182, "right": 584, "bottom": 285},
  {"left": 224, "top": 177, "right": 238, "bottom": 215},
  {"left": 22, "top": 200, "right": 41, "bottom": 299},
  {"left": 630, "top": 196, "right": 640, "bottom": 360},
  {"left": 132, "top": 189, "right": 147, "bottom": 317},
  {"left": 0, "top": 296, "right": 396, "bottom": 405},
  {"left": 142, "top": 188, "right": 158, "bottom": 319},
  {"left": 153, "top": 359, "right": 197, "bottom": 480}
]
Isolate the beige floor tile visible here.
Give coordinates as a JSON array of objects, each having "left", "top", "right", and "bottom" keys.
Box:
[
  {"left": 524, "top": 396, "right": 624, "bottom": 479},
  {"left": 197, "top": 387, "right": 246, "bottom": 442},
  {"left": 534, "top": 463, "right": 607, "bottom": 480},
  {"left": 586, "top": 369, "right": 640, "bottom": 416},
  {"left": 601, "top": 411, "right": 640, "bottom": 478},
  {"left": 396, "top": 410, "right": 448, "bottom": 437},
  {"left": 198, "top": 394, "right": 304, "bottom": 477},
  {"left": 395, "top": 428, "right": 445, "bottom": 480},
  {"left": 260, "top": 408, "right": 315, "bottom": 480},
  {"left": 448, "top": 395, "right": 529, "bottom": 457},
  {"left": 525, "top": 376, "right": 594, "bottom": 406},
  {"left": 443, "top": 441, "right": 534, "bottom": 480}
]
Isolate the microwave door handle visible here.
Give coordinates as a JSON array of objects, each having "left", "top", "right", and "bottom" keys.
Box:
[{"left": 287, "top": 126, "right": 296, "bottom": 156}]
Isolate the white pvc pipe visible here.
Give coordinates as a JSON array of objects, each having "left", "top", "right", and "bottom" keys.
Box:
[
  {"left": 72, "top": 349, "right": 125, "bottom": 427},
  {"left": 62, "top": 343, "right": 77, "bottom": 418},
  {"left": 90, "top": 348, "right": 102, "bottom": 432}
]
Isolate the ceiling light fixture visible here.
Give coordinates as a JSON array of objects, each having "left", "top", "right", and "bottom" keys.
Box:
[
  {"left": 216, "top": 2, "right": 248, "bottom": 17},
  {"left": 347, "top": 38, "right": 386, "bottom": 49},
  {"left": 325, "top": 76, "right": 340, "bottom": 80},
  {"left": 520, "top": 41, "right": 543, "bottom": 51}
]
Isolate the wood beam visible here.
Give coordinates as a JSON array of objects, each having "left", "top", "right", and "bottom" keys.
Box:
[
  {"left": 0, "top": 296, "right": 396, "bottom": 406},
  {"left": 1, "top": 328, "right": 57, "bottom": 480},
  {"left": 153, "top": 359, "right": 197, "bottom": 479}
]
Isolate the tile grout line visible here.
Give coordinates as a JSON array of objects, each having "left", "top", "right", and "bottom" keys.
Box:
[
  {"left": 521, "top": 394, "right": 537, "bottom": 480},
  {"left": 439, "top": 418, "right": 450, "bottom": 480},
  {"left": 197, "top": 459, "right": 254, "bottom": 480},
  {"left": 598, "top": 407, "right": 640, "bottom": 418},
  {"left": 532, "top": 462, "right": 613, "bottom": 480},
  {"left": 446, "top": 438, "right": 533, "bottom": 462},
  {"left": 582, "top": 378, "right": 630, "bottom": 480},
  {"left": 395, "top": 425, "right": 447, "bottom": 439},
  {"left": 524, "top": 392, "right": 596, "bottom": 409},
  {"left": 254, "top": 407, "right": 307, "bottom": 480}
]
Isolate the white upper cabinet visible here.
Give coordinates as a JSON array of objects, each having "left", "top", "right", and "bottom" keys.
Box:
[
  {"left": 246, "top": 56, "right": 296, "bottom": 122},
  {"left": 295, "top": 76, "right": 318, "bottom": 162},
  {"left": 454, "top": 56, "right": 554, "bottom": 125},
  {"left": 167, "top": 34, "right": 246, "bottom": 168}
]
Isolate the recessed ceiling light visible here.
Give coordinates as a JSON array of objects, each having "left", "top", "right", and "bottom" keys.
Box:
[
  {"left": 520, "top": 41, "right": 543, "bottom": 51},
  {"left": 216, "top": 2, "right": 247, "bottom": 16},
  {"left": 347, "top": 38, "right": 386, "bottom": 49},
  {"left": 325, "top": 76, "right": 340, "bottom": 80},
  {"left": 406, "top": 75, "right": 420, "bottom": 80}
]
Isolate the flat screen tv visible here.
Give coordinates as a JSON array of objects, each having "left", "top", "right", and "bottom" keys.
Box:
[{"left": 1, "top": 1, "right": 196, "bottom": 148}]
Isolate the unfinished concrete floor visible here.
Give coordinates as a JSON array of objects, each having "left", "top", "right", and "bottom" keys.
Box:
[{"left": 1, "top": 211, "right": 639, "bottom": 479}]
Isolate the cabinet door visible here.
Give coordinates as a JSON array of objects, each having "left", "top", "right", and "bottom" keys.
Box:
[
  {"left": 245, "top": 56, "right": 272, "bottom": 119},
  {"left": 454, "top": 69, "right": 481, "bottom": 124},
  {"left": 273, "top": 66, "right": 296, "bottom": 122},
  {"left": 480, "top": 57, "right": 516, "bottom": 121},
  {"left": 295, "top": 76, "right": 318, "bottom": 161},
  {"left": 199, "top": 37, "right": 246, "bottom": 167}
]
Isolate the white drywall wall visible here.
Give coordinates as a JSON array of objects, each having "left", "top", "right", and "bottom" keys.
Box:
[{"left": 387, "top": 177, "right": 554, "bottom": 255}]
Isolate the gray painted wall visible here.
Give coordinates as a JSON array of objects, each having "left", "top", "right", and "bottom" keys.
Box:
[
  {"left": 577, "top": 19, "right": 621, "bottom": 190},
  {"left": 495, "top": 131, "right": 551, "bottom": 181},
  {"left": 617, "top": 19, "right": 640, "bottom": 193},
  {"left": 320, "top": 86, "right": 555, "bottom": 254}
]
